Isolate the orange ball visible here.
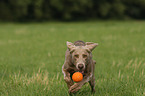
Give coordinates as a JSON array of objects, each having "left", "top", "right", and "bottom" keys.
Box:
[{"left": 72, "top": 72, "right": 83, "bottom": 82}]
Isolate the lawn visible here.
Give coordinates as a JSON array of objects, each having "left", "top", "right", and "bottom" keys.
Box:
[{"left": 0, "top": 21, "right": 145, "bottom": 96}]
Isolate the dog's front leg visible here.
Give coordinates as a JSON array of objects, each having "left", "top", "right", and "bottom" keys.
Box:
[
  {"left": 64, "top": 73, "right": 74, "bottom": 89},
  {"left": 69, "top": 73, "right": 92, "bottom": 93},
  {"left": 62, "top": 69, "right": 74, "bottom": 89}
]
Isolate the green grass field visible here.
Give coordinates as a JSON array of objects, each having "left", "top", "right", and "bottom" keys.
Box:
[{"left": 0, "top": 21, "right": 145, "bottom": 96}]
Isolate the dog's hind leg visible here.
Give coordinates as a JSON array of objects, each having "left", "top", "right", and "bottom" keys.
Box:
[{"left": 89, "top": 76, "right": 96, "bottom": 93}]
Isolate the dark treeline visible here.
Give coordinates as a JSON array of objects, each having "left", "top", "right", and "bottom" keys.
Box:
[{"left": 0, "top": 0, "right": 145, "bottom": 21}]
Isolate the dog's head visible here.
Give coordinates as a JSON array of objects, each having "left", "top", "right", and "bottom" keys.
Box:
[{"left": 67, "top": 41, "right": 98, "bottom": 73}]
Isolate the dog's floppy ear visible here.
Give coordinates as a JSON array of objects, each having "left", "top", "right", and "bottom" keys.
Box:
[
  {"left": 85, "top": 42, "right": 98, "bottom": 51},
  {"left": 66, "top": 41, "right": 75, "bottom": 53}
]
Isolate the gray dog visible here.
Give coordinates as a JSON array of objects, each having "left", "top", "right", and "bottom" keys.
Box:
[{"left": 62, "top": 40, "right": 98, "bottom": 93}]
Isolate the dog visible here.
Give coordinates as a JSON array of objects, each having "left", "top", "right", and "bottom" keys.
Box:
[{"left": 62, "top": 40, "right": 98, "bottom": 93}]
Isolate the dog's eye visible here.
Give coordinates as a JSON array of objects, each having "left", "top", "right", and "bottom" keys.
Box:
[
  {"left": 83, "top": 54, "right": 87, "bottom": 58},
  {"left": 74, "top": 54, "right": 79, "bottom": 58}
]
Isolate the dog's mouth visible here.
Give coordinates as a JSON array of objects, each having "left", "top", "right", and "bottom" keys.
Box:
[{"left": 79, "top": 70, "right": 84, "bottom": 74}]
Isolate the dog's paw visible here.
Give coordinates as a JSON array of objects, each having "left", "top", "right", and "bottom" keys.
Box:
[
  {"left": 64, "top": 77, "right": 71, "bottom": 83},
  {"left": 64, "top": 76, "right": 74, "bottom": 88},
  {"left": 69, "top": 83, "right": 83, "bottom": 93}
]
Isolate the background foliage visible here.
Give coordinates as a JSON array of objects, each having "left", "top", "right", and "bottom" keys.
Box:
[{"left": 0, "top": 0, "right": 145, "bottom": 21}]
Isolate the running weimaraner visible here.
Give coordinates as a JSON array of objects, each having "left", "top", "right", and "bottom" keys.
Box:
[{"left": 62, "top": 40, "right": 98, "bottom": 93}]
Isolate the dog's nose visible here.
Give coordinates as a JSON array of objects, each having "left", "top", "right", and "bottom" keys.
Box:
[{"left": 78, "top": 64, "right": 84, "bottom": 69}]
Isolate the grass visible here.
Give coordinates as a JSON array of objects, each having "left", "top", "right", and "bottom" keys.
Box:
[{"left": 0, "top": 21, "right": 145, "bottom": 96}]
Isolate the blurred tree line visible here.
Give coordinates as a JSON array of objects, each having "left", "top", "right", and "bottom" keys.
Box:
[{"left": 0, "top": 0, "right": 145, "bottom": 21}]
